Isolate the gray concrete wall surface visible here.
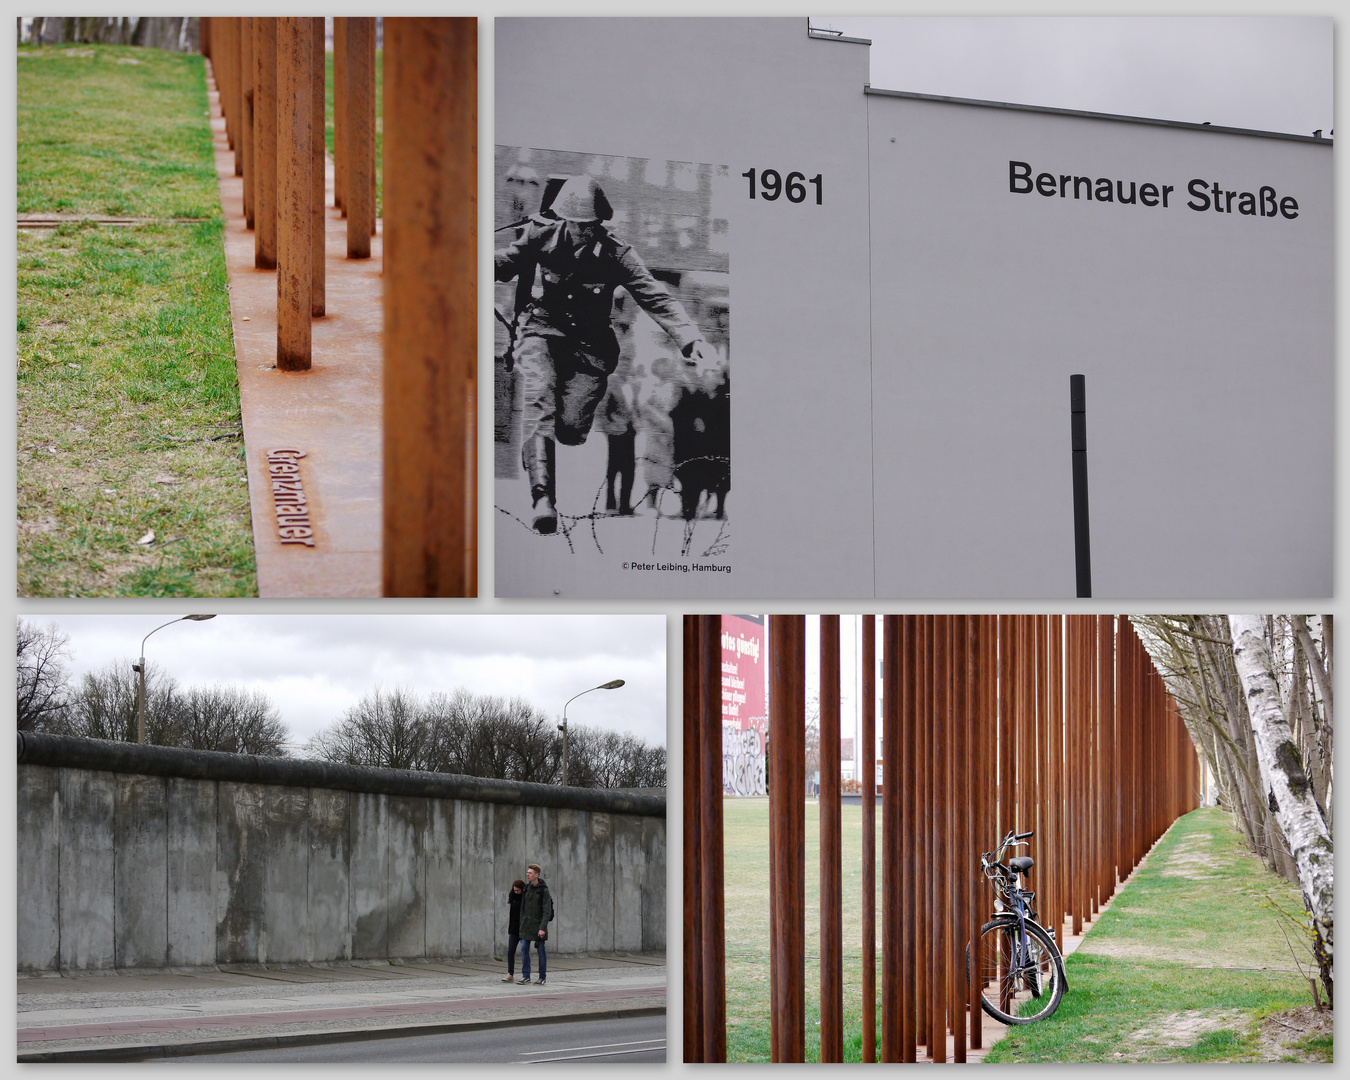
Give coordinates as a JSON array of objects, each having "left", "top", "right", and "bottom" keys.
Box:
[{"left": 17, "top": 735, "right": 666, "bottom": 973}]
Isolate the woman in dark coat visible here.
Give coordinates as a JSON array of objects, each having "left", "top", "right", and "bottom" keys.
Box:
[{"left": 502, "top": 879, "right": 526, "bottom": 982}]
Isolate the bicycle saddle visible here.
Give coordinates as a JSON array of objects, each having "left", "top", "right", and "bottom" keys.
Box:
[{"left": 1009, "top": 856, "right": 1034, "bottom": 875}]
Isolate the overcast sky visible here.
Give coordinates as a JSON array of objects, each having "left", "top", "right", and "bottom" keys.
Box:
[
  {"left": 26, "top": 614, "right": 668, "bottom": 749},
  {"left": 812, "top": 16, "right": 1331, "bottom": 137}
]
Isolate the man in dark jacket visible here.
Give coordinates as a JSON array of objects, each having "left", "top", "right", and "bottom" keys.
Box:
[
  {"left": 495, "top": 175, "right": 708, "bottom": 534},
  {"left": 517, "top": 862, "right": 554, "bottom": 985},
  {"left": 502, "top": 878, "right": 525, "bottom": 982}
]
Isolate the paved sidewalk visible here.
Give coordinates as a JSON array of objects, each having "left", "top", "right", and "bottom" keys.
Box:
[{"left": 17, "top": 954, "right": 667, "bottom": 1062}]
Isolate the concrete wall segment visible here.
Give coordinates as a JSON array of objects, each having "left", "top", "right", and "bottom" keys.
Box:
[{"left": 16, "top": 739, "right": 665, "bottom": 973}]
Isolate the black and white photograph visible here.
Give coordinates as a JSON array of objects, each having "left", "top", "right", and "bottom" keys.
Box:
[{"left": 494, "top": 146, "right": 731, "bottom": 568}]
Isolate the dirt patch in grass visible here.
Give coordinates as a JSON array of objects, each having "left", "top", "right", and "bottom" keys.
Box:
[
  {"left": 1258, "top": 1006, "right": 1333, "bottom": 1062},
  {"left": 1114, "top": 1008, "right": 1253, "bottom": 1059}
]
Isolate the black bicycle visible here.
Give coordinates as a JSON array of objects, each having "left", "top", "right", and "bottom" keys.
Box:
[{"left": 969, "top": 828, "right": 1067, "bottom": 1024}]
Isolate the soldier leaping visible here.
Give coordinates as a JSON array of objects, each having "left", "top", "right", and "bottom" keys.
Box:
[{"left": 495, "top": 175, "right": 709, "bottom": 535}]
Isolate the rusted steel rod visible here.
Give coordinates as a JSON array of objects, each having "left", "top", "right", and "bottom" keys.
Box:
[
  {"left": 311, "top": 17, "right": 325, "bottom": 317},
  {"left": 380, "top": 17, "right": 478, "bottom": 597},
  {"left": 275, "top": 16, "right": 312, "bottom": 371},
  {"left": 699, "top": 616, "right": 726, "bottom": 1062},
  {"left": 898, "top": 614, "right": 916, "bottom": 1062},
  {"left": 253, "top": 17, "right": 278, "bottom": 269},
  {"left": 819, "top": 615, "right": 842, "bottom": 1062},
  {"left": 861, "top": 615, "right": 876, "bottom": 1063},
  {"left": 334, "top": 17, "right": 346, "bottom": 212},
  {"left": 231, "top": 18, "right": 244, "bottom": 176},
  {"left": 241, "top": 17, "right": 255, "bottom": 229},
  {"left": 768, "top": 615, "right": 805, "bottom": 1062},
  {"left": 682, "top": 616, "right": 704, "bottom": 1063},
  {"left": 344, "top": 17, "right": 375, "bottom": 258},
  {"left": 881, "top": 615, "right": 901, "bottom": 1061}
]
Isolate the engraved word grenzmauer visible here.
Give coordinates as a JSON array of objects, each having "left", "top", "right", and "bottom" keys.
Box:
[{"left": 267, "top": 448, "right": 315, "bottom": 546}]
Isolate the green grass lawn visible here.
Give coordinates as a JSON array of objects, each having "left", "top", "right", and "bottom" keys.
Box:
[
  {"left": 17, "top": 43, "right": 256, "bottom": 596},
  {"left": 987, "top": 806, "right": 1323, "bottom": 1062},
  {"left": 724, "top": 797, "right": 882, "bottom": 1063},
  {"left": 721, "top": 801, "right": 1329, "bottom": 1063}
]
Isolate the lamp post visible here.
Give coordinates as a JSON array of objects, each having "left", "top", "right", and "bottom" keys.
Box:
[
  {"left": 134, "top": 614, "right": 216, "bottom": 744},
  {"left": 559, "top": 678, "right": 625, "bottom": 786}
]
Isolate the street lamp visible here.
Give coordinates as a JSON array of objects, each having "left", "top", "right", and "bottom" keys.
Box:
[
  {"left": 559, "top": 678, "right": 625, "bottom": 786},
  {"left": 133, "top": 614, "right": 216, "bottom": 744}
]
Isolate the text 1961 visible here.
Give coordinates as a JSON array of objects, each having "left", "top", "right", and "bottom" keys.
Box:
[{"left": 742, "top": 168, "right": 822, "bottom": 204}]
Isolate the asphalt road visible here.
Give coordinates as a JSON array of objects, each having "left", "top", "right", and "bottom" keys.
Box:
[{"left": 171, "top": 1012, "right": 668, "bottom": 1063}]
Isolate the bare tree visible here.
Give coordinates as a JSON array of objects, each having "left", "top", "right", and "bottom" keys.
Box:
[
  {"left": 17, "top": 619, "right": 72, "bottom": 731},
  {"left": 170, "top": 684, "right": 289, "bottom": 756},
  {"left": 58, "top": 660, "right": 180, "bottom": 745},
  {"left": 306, "top": 687, "right": 427, "bottom": 770},
  {"left": 307, "top": 685, "right": 664, "bottom": 788}
]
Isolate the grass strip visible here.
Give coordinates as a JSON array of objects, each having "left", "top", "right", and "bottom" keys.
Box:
[
  {"left": 18, "top": 43, "right": 255, "bottom": 596},
  {"left": 984, "top": 807, "right": 1316, "bottom": 1062}
]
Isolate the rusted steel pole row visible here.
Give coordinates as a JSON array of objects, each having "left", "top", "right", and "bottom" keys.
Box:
[
  {"left": 201, "top": 18, "right": 478, "bottom": 595},
  {"left": 202, "top": 16, "right": 316, "bottom": 357},
  {"left": 683, "top": 614, "right": 1200, "bottom": 1062}
]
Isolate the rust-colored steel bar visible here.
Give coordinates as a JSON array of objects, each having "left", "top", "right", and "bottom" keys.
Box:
[
  {"left": 1073, "top": 615, "right": 1086, "bottom": 922},
  {"left": 967, "top": 615, "right": 989, "bottom": 1051},
  {"left": 1017, "top": 615, "right": 1034, "bottom": 837},
  {"left": 231, "top": 18, "right": 244, "bottom": 176},
  {"left": 861, "top": 615, "right": 877, "bottom": 1063},
  {"left": 275, "top": 16, "right": 313, "bottom": 371},
  {"left": 682, "top": 617, "right": 703, "bottom": 1062},
  {"left": 253, "top": 18, "right": 278, "bottom": 269},
  {"left": 698, "top": 616, "right": 727, "bottom": 1062},
  {"left": 998, "top": 615, "right": 1013, "bottom": 839},
  {"left": 1046, "top": 615, "right": 1063, "bottom": 951},
  {"left": 951, "top": 614, "right": 968, "bottom": 1062},
  {"left": 220, "top": 18, "right": 236, "bottom": 154},
  {"left": 899, "top": 614, "right": 917, "bottom": 1061},
  {"left": 1098, "top": 615, "right": 1115, "bottom": 904},
  {"left": 881, "top": 615, "right": 901, "bottom": 1062},
  {"left": 1035, "top": 616, "right": 1050, "bottom": 929},
  {"left": 334, "top": 17, "right": 346, "bottom": 212},
  {"left": 917, "top": 615, "right": 932, "bottom": 1055},
  {"left": 311, "top": 17, "right": 325, "bottom": 317},
  {"left": 241, "top": 18, "right": 255, "bottom": 229},
  {"left": 929, "top": 615, "right": 947, "bottom": 1062},
  {"left": 768, "top": 615, "right": 805, "bottom": 1062},
  {"left": 367, "top": 24, "right": 378, "bottom": 235},
  {"left": 381, "top": 17, "right": 478, "bottom": 597},
  {"left": 344, "top": 17, "right": 375, "bottom": 258},
  {"left": 819, "top": 616, "right": 843, "bottom": 1062}
]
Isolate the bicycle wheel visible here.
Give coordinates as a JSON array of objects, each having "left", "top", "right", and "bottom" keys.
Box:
[{"left": 968, "top": 917, "right": 1065, "bottom": 1024}]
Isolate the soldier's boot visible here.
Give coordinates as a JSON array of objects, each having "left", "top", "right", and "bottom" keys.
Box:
[{"left": 522, "top": 435, "right": 557, "bottom": 535}]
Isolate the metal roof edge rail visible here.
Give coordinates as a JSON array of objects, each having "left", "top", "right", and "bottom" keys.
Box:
[
  {"left": 17, "top": 731, "right": 667, "bottom": 818},
  {"left": 863, "top": 86, "right": 1331, "bottom": 144}
]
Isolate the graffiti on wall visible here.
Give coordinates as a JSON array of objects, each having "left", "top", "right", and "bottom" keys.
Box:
[{"left": 723, "top": 717, "right": 767, "bottom": 796}]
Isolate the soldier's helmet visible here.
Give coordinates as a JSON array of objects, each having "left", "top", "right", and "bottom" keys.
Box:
[{"left": 552, "top": 176, "right": 614, "bottom": 223}]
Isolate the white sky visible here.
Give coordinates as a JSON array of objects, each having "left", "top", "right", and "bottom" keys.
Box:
[
  {"left": 813, "top": 16, "right": 1331, "bottom": 137},
  {"left": 24, "top": 614, "right": 668, "bottom": 749}
]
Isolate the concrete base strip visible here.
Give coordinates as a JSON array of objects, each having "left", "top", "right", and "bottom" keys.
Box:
[
  {"left": 18, "top": 1005, "right": 666, "bottom": 1063},
  {"left": 19, "top": 984, "right": 664, "bottom": 1043}
]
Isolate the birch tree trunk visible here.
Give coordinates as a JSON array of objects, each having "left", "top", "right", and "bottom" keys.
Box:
[{"left": 1229, "top": 613, "right": 1333, "bottom": 1002}]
